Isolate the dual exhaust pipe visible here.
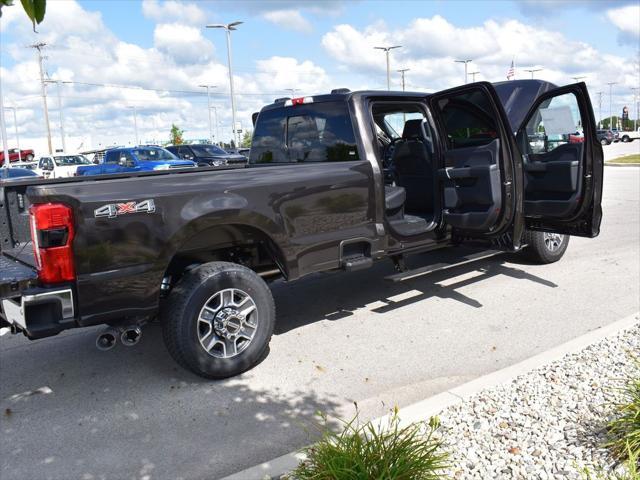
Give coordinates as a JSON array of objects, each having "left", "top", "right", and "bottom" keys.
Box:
[{"left": 96, "top": 326, "right": 142, "bottom": 351}]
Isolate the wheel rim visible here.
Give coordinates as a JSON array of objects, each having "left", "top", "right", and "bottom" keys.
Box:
[
  {"left": 543, "top": 232, "right": 564, "bottom": 252},
  {"left": 197, "top": 288, "right": 258, "bottom": 359}
]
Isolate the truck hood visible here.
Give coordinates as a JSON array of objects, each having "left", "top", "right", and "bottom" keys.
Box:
[
  {"left": 197, "top": 154, "right": 247, "bottom": 164},
  {"left": 493, "top": 80, "right": 558, "bottom": 133}
]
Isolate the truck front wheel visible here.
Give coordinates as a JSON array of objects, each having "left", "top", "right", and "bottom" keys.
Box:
[
  {"left": 162, "top": 262, "right": 275, "bottom": 379},
  {"left": 521, "top": 231, "right": 569, "bottom": 264}
]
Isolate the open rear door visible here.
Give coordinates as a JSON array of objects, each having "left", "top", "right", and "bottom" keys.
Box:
[
  {"left": 514, "top": 82, "right": 603, "bottom": 237},
  {"left": 429, "top": 82, "right": 523, "bottom": 249}
]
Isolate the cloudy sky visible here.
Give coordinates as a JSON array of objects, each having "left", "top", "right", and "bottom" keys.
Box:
[{"left": 0, "top": 0, "right": 639, "bottom": 153}]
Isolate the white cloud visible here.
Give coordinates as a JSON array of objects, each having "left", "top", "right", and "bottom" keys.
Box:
[
  {"left": 154, "top": 23, "right": 215, "bottom": 65},
  {"left": 141, "top": 0, "right": 206, "bottom": 26},
  {"left": 606, "top": 4, "right": 640, "bottom": 44},
  {"left": 262, "top": 9, "right": 312, "bottom": 32}
]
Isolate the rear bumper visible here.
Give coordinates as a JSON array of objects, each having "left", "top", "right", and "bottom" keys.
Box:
[{"left": 0, "top": 255, "right": 76, "bottom": 338}]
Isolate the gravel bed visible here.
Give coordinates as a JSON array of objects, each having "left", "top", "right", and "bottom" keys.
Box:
[{"left": 441, "top": 324, "right": 640, "bottom": 480}]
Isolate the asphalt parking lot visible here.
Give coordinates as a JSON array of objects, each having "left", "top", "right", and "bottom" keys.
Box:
[{"left": 1, "top": 165, "right": 639, "bottom": 480}]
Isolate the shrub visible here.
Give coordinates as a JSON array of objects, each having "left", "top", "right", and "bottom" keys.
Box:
[
  {"left": 606, "top": 371, "right": 640, "bottom": 463},
  {"left": 291, "top": 408, "right": 449, "bottom": 480}
]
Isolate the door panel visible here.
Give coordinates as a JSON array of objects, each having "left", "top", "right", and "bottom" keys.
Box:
[
  {"left": 516, "top": 83, "right": 603, "bottom": 237},
  {"left": 429, "top": 82, "right": 523, "bottom": 246}
]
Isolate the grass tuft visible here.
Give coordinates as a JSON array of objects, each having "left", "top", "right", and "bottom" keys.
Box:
[
  {"left": 605, "top": 369, "right": 640, "bottom": 464},
  {"left": 607, "top": 154, "right": 640, "bottom": 164},
  {"left": 291, "top": 408, "right": 449, "bottom": 480}
]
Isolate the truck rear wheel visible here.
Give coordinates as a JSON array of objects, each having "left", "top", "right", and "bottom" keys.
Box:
[
  {"left": 162, "top": 261, "right": 275, "bottom": 379},
  {"left": 521, "top": 231, "right": 569, "bottom": 264}
]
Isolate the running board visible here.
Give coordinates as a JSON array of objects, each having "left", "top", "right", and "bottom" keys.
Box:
[{"left": 385, "top": 250, "right": 504, "bottom": 282}]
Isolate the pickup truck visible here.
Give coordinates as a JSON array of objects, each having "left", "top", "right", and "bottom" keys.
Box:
[
  {"left": 76, "top": 146, "right": 196, "bottom": 175},
  {"left": 0, "top": 80, "right": 603, "bottom": 379},
  {"left": 618, "top": 129, "right": 640, "bottom": 143},
  {"left": 34, "top": 154, "right": 93, "bottom": 179},
  {"left": 0, "top": 147, "right": 35, "bottom": 163}
]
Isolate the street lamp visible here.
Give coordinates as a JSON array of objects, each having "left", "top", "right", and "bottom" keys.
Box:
[
  {"left": 469, "top": 71, "right": 481, "bottom": 82},
  {"left": 631, "top": 87, "right": 639, "bottom": 132},
  {"left": 454, "top": 59, "right": 473, "bottom": 84},
  {"left": 374, "top": 45, "right": 402, "bottom": 90},
  {"left": 44, "top": 80, "right": 70, "bottom": 152},
  {"left": 285, "top": 88, "right": 298, "bottom": 97},
  {"left": 525, "top": 68, "right": 543, "bottom": 79},
  {"left": 210, "top": 105, "right": 220, "bottom": 145},
  {"left": 572, "top": 76, "right": 586, "bottom": 83},
  {"left": 4, "top": 107, "right": 21, "bottom": 161},
  {"left": 207, "top": 21, "right": 243, "bottom": 147},
  {"left": 397, "top": 69, "right": 410, "bottom": 91},
  {"left": 607, "top": 82, "right": 618, "bottom": 130},
  {"left": 128, "top": 106, "right": 139, "bottom": 145},
  {"left": 199, "top": 84, "right": 217, "bottom": 144}
]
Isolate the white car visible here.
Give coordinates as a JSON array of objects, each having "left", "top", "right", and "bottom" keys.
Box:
[{"left": 35, "top": 154, "right": 93, "bottom": 179}]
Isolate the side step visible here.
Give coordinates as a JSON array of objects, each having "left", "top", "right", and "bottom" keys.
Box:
[
  {"left": 342, "top": 255, "right": 373, "bottom": 272},
  {"left": 385, "top": 249, "right": 503, "bottom": 282}
]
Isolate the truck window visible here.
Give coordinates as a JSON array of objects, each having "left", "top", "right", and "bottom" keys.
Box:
[
  {"left": 436, "top": 91, "right": 499, "bottom": 150},
  {"left": 250, "top": 102, "right": 359, "bottom": 164},
  {"left": 105, "top": 151, "right": 119, "bottom": 163},
  {"left": 524, "top": 92, "right": 583, "bottom": 154}
]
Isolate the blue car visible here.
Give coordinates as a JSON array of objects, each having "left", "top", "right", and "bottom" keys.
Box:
[{"left": 76, "top": 146, "right": 196, "bottom": 176}]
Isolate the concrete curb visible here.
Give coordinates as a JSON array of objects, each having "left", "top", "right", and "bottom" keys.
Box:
[
  {"left": 219, "top": 311, "right": 640, "bottom": 480},
  {"left": 605, "top": 163, "right": 640, "bottom": 167}
]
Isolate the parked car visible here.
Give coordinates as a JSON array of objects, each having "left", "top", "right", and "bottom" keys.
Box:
[
  {"left": 0, "top": 167, "right": 40, "bottom": 182},
  {"left": 166, "top": 144, "right": 246, "bottom": 167},
  {"left": 0, "top": 80, "right": 603, "bottom": 379},
  {"left": 0, "top": 147, "right": 35, "bottom": 163},
  {"left": 34, "top": 154, "right": 93, "bottom": 179},
  {"left": 76, "top": 146, "right": 196, "bottom": 176},
  {"left": 619, "top": 129, "right": 640, "bottom": 142},
  {"left": 611, "top": 128, "right": 620, "bottom": 142},
  {"left": 596, "top": 129, "right": 614, "bottom": 145},
  {"left": 9, "top": 161, "right": 38, "bottom": 170}
]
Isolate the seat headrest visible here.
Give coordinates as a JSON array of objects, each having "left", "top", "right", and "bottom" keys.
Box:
[{"left": 402, "top": 119, "right": 426, "bottom": 140}]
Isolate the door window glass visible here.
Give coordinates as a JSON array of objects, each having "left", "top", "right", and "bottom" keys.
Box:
[
  {"left": 105, "top": 151, "right": 120, "bottom": 163},
  {"left": 436, "top": 90, "right": 499, "bottom": 150},
  {"left": 524, "top": 93, "right": 582, "bottom": 154}
]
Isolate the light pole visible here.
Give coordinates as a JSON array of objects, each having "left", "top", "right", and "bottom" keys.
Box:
[
  {"left": 128, "top": 106, "right": 139, "bottom": 145},
  {"left": 285, "top": 88, "right": 298, "bottom": 97},
  {"left": 572, "top": 76, "right": 586, "bottom": 83},
  {"left": 0, "top": 77, "right": 9, "bottom": 167},
  {"left": 207, "top": 21, "right": 243, "bottom": 147},
  {"left": 469, "top": 71, "right": 480, "bottom": 82},
  {"left": 607, "top": 82, "right": 618, "bottom": 130},
  {"left": 397, "top": 68, "right": 410, "bottom": 91},
  {"left": 4, "top": 107, "right": 21, "bottom": 161},
  {"left": 596, "top": 91, "right": 603, "bottom": 129},
  {"left": 29, "top": 42, "right": 53, "bottom": 154},
  {"left": 210, "top": 106, "right": 220, "bottom": 145},
  {"left": 631, "top": 87, "right": 639, "bottom": 132},
  {"left": 454, "top": 59, "right": 473, "bottom": 84},
  {"left": 374, "top": 45, "right": 402, "bottom": 90},
  {"left": 199, "top": 84, "right": 217, "bottom": 144},
  {"left": 44, "top": 80, "right": 68, "bottom": 152},
  {"left": 525, "top": 68, "right": 543, "bottom": 79}
]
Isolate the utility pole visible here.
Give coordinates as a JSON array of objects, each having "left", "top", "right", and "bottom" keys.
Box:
[
  {"left": 211, "top": 106, "right": 220, "bottom": 145},
  {"left": 397, "top": 69, "right": 410, "bottom": 91},
  {"left": 30, "top": 42, "right": 53, "bottom": 154},
  {"left": 607, "top": 82, "right": 618, "bottom": 130},
  {"left": 454, "top": 59, "right": 473, "bottom": 84},
  {"left": 525, "top": 68, "right": 543, "bottom": 79},
  {"left": 45, "top": 80, "right": 67, "bottom": 152},
  {"left": 199, "top": 85, "right": 216, "bottom": 144},
  {"left": 5, "top": 107, "right": 21, "bottom": 161},
  {"left": 207, "top": 21, "right": 243, "bottom": 147},
  {"left": 596, "top": 91, "right": 603, "bottom": 129},
  {"left": 0, "top": 76, "right": 9, "bottom": 167},
  {"left": 128, "top": 106, "right": 139, "bottom": 145},
  {"left": 374, "top": 45, "right": 402, "bottom": 90},
  {"left": 469, "top": 71, "right": 480, "bottom": 82}
]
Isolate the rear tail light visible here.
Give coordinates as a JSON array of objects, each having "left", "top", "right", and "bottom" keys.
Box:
[{"left": 29, "top": 203, "right": 76, "bottom": 284}]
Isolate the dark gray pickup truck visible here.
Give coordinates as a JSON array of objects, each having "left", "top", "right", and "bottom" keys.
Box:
[{"left": 0, "top": 80, "right": 603, "bottom": 378}]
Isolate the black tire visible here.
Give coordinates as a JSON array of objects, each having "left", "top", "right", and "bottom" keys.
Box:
[
  {"left": 161, "top": 261, "right": 275, "bottom": 379},
  {"left": 600, "top": 138, "right": 609, "bottom": 146},
  {"left": 521, "top": 231, "right": 570, "bottom": 264},
  {"left": 621, "top": 135, "right": 630, "bottom": 143}
]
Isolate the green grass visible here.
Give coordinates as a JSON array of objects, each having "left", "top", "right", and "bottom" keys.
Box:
[
  {"left": 608, "top": 154, "right": 640, "bottom": 164},
  {"left": 606, "top": 372, "right": 640, "bottom": 463},
  {"left": 578, "top": 447, "right": 638, "bottom": 480},
  {"left": 291, "top": 408, "right": 449, "bottom": 480}
]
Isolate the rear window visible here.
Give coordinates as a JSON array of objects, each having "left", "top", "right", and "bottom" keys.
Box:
[{"left": 250, "top": 101, "right": 359, "bottom": 164}]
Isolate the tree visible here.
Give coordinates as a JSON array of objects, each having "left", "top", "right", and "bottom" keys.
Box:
[
  {"left": 241, "top": 130, "right": 252, "bottom": 148},
  {"left": 0, "top": 0, "right": 46, "bottom": 31},
  {"left": 169, "top": 124, "right": 184, "bottom": 145}
]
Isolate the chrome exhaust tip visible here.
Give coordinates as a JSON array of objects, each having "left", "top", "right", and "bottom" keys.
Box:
[
  {"left": 120, "top": 326, "right": 142, "bottom": 347},
  {"left": 96, "top": 328, "right": 118, "bottom": 351}
]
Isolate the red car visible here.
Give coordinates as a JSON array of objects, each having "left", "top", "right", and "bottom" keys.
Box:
[{"left": 0, "top": 148, "right": 35, "bottom": 163}]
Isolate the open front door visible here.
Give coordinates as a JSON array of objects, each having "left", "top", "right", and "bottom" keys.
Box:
[
  {"left": 515, "top": 82, "right": 603, "bottom": 237},
  {"left": 429, "top": 82, "right": 523, "bottom": 248}
]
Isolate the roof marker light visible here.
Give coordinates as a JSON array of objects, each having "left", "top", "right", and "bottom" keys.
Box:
[{"left": 284, "top": 97, "right": 314, "bottom": 107}]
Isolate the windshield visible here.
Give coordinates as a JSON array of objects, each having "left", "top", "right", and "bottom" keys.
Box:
[
  {"left": 133, "top": 148, "right": 177, "bottom": 161},
  {"left": 53, "top": 155, "right": 92, "bottom": 166},
  {"left": 190, "top": 145, "right": 228, "bottom": 156}
]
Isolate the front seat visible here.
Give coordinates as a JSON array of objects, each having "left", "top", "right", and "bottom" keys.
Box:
[{"left": 391, "top": 119, "right": 433, "bottom": 213}]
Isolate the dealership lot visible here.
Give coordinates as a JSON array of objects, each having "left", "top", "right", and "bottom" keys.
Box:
[{"left": 1, "top": 166, "right": 638, "bottom": 479}]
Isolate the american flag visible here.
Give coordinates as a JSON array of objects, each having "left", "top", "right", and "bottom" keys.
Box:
[{"left": 506, "top": 59, "right": 515, "bottom": 80}]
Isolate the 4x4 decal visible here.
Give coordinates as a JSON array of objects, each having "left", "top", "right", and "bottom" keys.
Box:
[{"left": 94, "top": 199, "right": 156, "bottom": 218}]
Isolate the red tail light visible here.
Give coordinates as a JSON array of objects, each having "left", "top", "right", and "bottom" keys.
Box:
[{"left": 29, "top": 203, "right": 76, "bottom": 283}]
